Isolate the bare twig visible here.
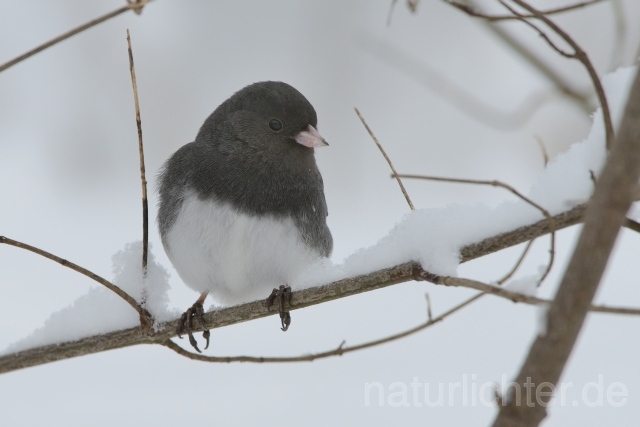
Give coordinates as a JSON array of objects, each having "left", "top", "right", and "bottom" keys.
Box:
[
  {"left": 623, "top": 218, "right": 640, "bottom": 234},
  {"left": 126, "top": 29, "right": 148, "bottom": 271},
  {"left": 396, "top": 174, "right": 556, "bottom": 283},
  {"left": 355, "top": 107, "right": 415, "bottom": 210},
  {"left": 444, "top": 0, "right": 605, "bottom": 22},
  {"left": 161, "top": 293, "right": 477, "bottom": 364},
  {"left": 493, "top": 62, "right": 640, "bottom": 427},
  {"left": 425, "top": 293, "right": 433, "bottom": 321},
  {"left": 0, "top": 1, "right": 150, "bottom": 74},
  {"left": 499, "top": 1, "right": 573, "bottom": 57},
  {"left": 496, "top": 239, "right": 535, "bottom": 285},
  {"left": 505, "top": 0, "right": 615, "bottom": 151},
  {"left": 534, "top": 135, "right": 549, "bottom": 167},
  {"left": 446, "top": 0, "right": 593, "bottom": 115},
  {"left": 0, "top": 236, "right": 145, "bottom": 316},
  {"left": 419, "top": 274, "right": 640, "bottom": 316},
  {"left": 0, "top": 202, "right": 591, "bottom": 374},
  {"left": 483, "top": 19, "right": 592, "bottom": 113}
]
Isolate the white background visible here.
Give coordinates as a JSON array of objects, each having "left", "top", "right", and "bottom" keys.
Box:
[{"left": 1, "top": 1, "right": 640, "bottom": 425}]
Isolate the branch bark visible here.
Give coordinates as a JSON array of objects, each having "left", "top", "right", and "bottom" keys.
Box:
[{"left": 492, "top": 65, "right": 640, "bottom": 427}]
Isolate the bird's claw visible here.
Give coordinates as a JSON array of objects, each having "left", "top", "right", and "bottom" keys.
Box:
[
  {"left": 203, "top": 330, "right": 211, "bottom": 350},
  {"left": 280, "top": 311, "right": 291, "bottom": 332},
  {"left": 177, "top": 301, "right": 210, "bottom": 353},
  {"left": 266, "top": 285, "right": 293, "bottom": 331}
]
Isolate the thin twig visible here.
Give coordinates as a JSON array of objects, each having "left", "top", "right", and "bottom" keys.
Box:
[
  {"left": 497, "top": 239, "right": 535, "bottom": 285},
  {"left": 161, "top": 291, "right": 481, "bottom": 364},
  {"left": 396, "top": 174, "right": 556, "bottom": 283},
  {"left": 499, "top": 1, "right": 573, "bottom": 57},
  {"left": 417, "top": 274, "right": 640, "bottom": 316},
  {"left": 425, "top": 293, "right": 433, "bottom": 321},
  {"left": 444, "top": 0, "right": 592, "bottom": 114},
  {"left": 479, "top": 16, "right": 592, "bottom": 114},
  {"left": 355, "top": 107, "right": 415, "bottom": 210},
  {"left": 0, "top": 236, "right": 145, "bottom": 316},
  {"left": 126, "top": 29, "right": 148, "bottom": 271},
  {"left": 0, "top": 1, "right": 150, "bottom": 74},
  {"left": 623, "top": 218, "right": 640, "bottom": 234},
  {"left": 534, "top": 135, "right": 549, "bottom": 167},
  {"left": 444, "top": 0, "right": 605, "bottom": 22},
  {"left": 505, "top": 0, "right": 615, "bottom": 151}
]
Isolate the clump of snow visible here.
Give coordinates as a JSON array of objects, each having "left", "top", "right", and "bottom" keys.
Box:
[
  {"left": 111, "top": 241, "right": 176, "bottom": 323},
  {"left": 294, "top": 65, "right": 638, "bottom": 290},
  {"left": 4, "top": 241, "right": 176, "bottom": 354},
  {"left": 505, "top": 263, "right": 548, "bottom": 296},
  {"left": 529, "top": 66, "right": 637, "bottom": 212},
  {"left": 505, "top": 275, "right": 539, "bottom": 297}
]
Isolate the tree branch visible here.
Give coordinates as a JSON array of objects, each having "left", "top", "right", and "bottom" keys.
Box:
[
  {"left": 492, "top": 62, "right": 640, "bottom": 427},
  {"left": 0, "top": 202, "right": 594, "bottom": 374}
]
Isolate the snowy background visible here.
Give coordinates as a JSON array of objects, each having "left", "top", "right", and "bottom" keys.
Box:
[{"left": 2, "top": 0, "right": 640, "bottom": 425}]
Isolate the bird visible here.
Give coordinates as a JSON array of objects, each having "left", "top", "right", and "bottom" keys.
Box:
[{"left": 157, "top": 81, "right": 333, "bottom": 352}]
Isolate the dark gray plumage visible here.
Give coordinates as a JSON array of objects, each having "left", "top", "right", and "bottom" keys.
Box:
[{"left": 157, "top": 81, "right": 332, "bottom": 306}]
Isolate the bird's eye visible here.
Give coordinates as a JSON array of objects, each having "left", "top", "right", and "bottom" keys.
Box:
[{"left": 269, "top": 119, "right": 283, "bottom": 132}]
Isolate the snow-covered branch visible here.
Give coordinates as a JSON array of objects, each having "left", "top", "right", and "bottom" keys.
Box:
[{"left": 0, "top": 202, "right": 616, "bottom": 375}]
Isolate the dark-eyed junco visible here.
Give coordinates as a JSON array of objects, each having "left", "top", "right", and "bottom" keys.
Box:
[{"left": 157, "top": 81, "right": 333, "bottom": 351}]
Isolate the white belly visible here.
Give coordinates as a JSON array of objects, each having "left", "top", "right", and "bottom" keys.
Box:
[{"left": 164, "top": 190, "right": 320, "bottom": 306}]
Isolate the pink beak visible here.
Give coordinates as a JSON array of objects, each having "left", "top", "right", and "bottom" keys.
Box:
[{"left": 294, "top": 125, "right": 329, "bottom": 148}]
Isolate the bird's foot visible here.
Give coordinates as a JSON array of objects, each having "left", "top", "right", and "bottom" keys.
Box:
[
  {"left": 266, "top": 284, "right": 292, "bottom": 331},
  {"left": 177, "top": 295, "right": 210, "bottom": 353}
]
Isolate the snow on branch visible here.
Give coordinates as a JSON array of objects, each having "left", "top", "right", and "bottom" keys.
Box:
[{"left": 1, "top": 201, "right": 636, "bottom": 375}]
